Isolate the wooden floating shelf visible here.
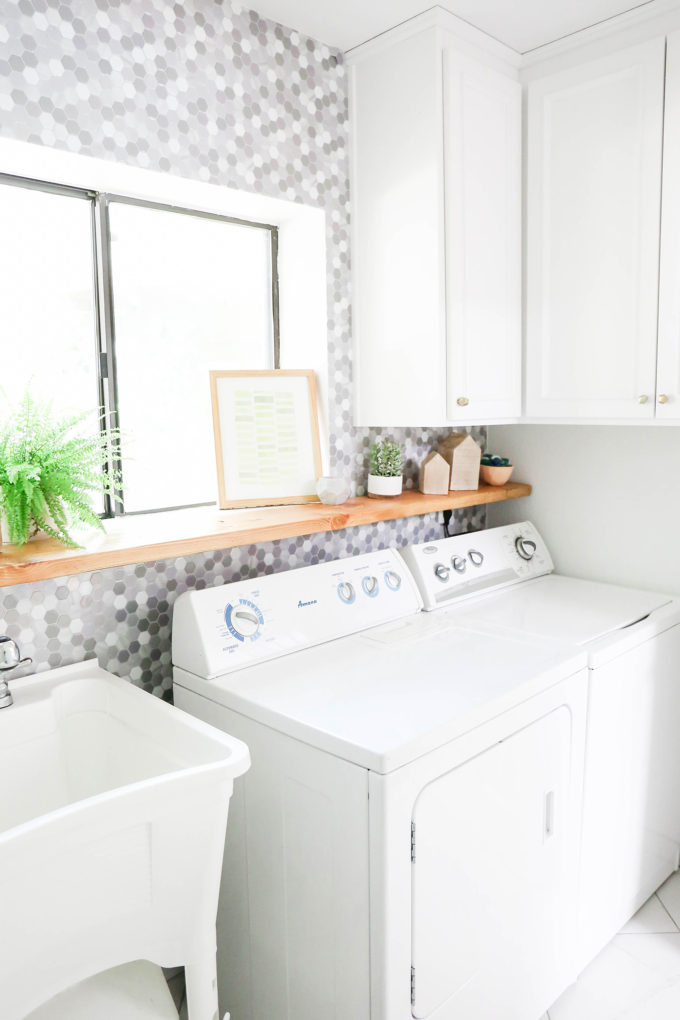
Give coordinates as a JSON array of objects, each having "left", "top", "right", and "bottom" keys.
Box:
[{"left": 0, "top": 481, "right": 531, "bottom": 587}]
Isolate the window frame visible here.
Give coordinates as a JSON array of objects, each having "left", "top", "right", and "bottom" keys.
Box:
[{"left": 0, "top": 172, "right": 281, "bottom": 518}]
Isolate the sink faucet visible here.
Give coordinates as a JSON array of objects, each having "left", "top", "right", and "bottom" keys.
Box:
[{"left": 0, "top": 637, "right": 32, "bottom": 709}]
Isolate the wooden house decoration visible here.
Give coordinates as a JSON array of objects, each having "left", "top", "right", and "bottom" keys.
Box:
[
  {"left": 419, "top": 451, "right": 450, "bottom": 495},
  {"left": 438, "top": 433, "right": 482, "bottom": 491}
]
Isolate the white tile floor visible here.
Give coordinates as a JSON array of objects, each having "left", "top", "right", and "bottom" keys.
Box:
[{"left": 542, "top": 872, "right": 680, "bottom": 1019}]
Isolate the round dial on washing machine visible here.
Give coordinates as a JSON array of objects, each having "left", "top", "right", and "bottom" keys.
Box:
[
  {"left": 451, "top": 555, "right": 467, "bottom": 574},
  {"left": 515, "top": 536, "right": 537, "bottom": 561},
  {"left": 337, "top": 581, "right": 356, "bottom": 604},
  {"left": 468, "top": 549, "right": 484, "bottom": 567},
  {"left": 384, "top": 570, "right": 402, "bottom": 591},
  {"left": 362, "top": 575, "right": 379, "bottom": 597},
  {"left": 435, "top": 563, "right": 450, "bottom": 582},
  {"left": 225, "top": 598, "right": 264, "bottom": 642}
]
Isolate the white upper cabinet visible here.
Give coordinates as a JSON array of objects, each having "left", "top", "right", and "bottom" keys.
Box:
[
  {"left": 525, "top": 39, "right": 666, "bottom": 420},
  {"left": 349, "top": 15, "right": 522, "bottom": 426},
  {"left": 657, "top": 31, "right": 680, "bottom": 420}
]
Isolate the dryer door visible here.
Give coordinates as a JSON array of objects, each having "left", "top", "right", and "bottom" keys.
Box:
[{"left": 411, "top": 706, "right": 573, "bottom": 1020}]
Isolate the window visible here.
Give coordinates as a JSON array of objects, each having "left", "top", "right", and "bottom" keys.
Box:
[
  {"left": 0, "top": 175, "right": 279, "bottom": 515},
  {"left": 0, "top": 181, "right": 100, "bottom": 416}
]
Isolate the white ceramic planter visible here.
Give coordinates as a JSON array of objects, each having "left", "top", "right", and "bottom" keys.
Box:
[
  {"left": 367, "top": 474, "right": 403, "bottom": 498},
  {"left": 316, "top": 476, "right": 350, "bottom": 505},
  {"left": 0, "top": 514, "right": 51, "bottom": 547},
  {"left": 0, "top": 511, "right": 51, "bottom": 546}
]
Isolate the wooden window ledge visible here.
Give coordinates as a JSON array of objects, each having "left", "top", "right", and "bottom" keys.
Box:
[{"left": 0, "top": 482, "right": 531, "bottom": 587}]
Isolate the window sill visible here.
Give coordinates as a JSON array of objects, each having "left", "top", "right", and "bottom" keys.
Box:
[{"left": 0, "top": 482, "right": 531, "bottom": 587}]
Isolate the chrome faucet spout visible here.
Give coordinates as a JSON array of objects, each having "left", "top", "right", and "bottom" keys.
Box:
[{"left": 0, "top": 636, "right": 32, "bottom": 709}]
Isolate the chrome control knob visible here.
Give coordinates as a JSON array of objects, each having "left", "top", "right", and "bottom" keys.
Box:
[
  {"left": 362, "top": 575, "right": 379, "bottom": 596},
  {"left": 452, "top": 555, "right": 467, "bottom": 574},
  {"left": 468, "top": 549, "right": 484, "bottom": 567},
  {"left": 338, "top": 581, "right": 355, "bottom": 603},
  {"left": 384, "top": 570, "right": 401, "bottom": 591},
  {"left": 230, "top": 609, "right": 260, "bottom": 639},
  {"left": 515, "top": 537, "right": 537, "bottom": 561},
  {"left": 435, "top": 563, "right": 450, "bottom": 582}
]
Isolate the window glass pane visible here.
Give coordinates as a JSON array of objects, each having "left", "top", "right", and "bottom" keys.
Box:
[
  {"left": 108, "top": 202, "right": 275, "bottom": 513},
  {"left": 0, "top": 182, "right": 99, "bottom": 416}
]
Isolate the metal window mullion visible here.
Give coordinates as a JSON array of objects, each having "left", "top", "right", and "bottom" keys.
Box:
[
  {"left": 93, "top": 193, "right": 124, "bottom": 515},
  {"left": 0, "top": 172, "right": 94, "bottom": 201},
  {"left": 271, "top": 226, "right": 280, "bottom": 369},
  {"left": 88, "top": 196, "right": 113, "bottom": 519},
  {"left": 105, "top": 192, "right": 278, "bottom": 232}
]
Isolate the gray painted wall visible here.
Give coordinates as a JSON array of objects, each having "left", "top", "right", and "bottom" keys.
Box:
[{"left": 488, "top": 424, "right": 678, "bottom": 594}]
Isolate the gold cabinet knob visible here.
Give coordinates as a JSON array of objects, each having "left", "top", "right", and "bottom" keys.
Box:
[
  {"left": 658, "top": 393, "right": 669, "bottom": 404},
  {"left": 457, "top": 397, "right": 469, "bottom": 407},
  {"left": 638, "top": 395, "right": 649, "bottom": 404}
]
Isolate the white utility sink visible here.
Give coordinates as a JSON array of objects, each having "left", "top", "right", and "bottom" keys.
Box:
[{"left": 0, "top": 660, "right": 250, "bottom": 1020}]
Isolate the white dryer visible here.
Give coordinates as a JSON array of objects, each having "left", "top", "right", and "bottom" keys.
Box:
[
  {"left": 402, "top": 522, "right": 680, "bottom": 974},
  {"left": 172, "top": 546, "right": 588, "bottom": 1020}
]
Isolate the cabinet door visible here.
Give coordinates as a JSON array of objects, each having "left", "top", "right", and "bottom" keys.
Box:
[
  {"left": 657, "top": 32, "right": 680, "bottom": 419},
  {"left": 526, "top": 40, "right": 665, "bottom": 419},
  {"left": 444, "top": 49, "right": 521, "bottom": 421},
  {"left": 411, "top": 707, "right": 573, "bottom": 1020},
  {"left": 350, "top": 29, "right": 447, "bottom": 427}
]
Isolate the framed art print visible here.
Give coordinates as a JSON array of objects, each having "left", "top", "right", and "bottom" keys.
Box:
[{"left": 210, "top": 369, "right": 322, "bottom": 509}]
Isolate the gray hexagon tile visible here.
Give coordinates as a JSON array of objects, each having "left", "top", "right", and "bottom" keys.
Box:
[{"left": 0, "top": 0, "right": 488, "bottom": 696}]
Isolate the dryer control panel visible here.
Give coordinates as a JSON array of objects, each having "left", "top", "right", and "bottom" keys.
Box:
[
  {"left": 172, "top": 548, "right": 423, "bottom": 679},
  {"left": 400, "top": 521, "right": 553, "bottom": 611}
]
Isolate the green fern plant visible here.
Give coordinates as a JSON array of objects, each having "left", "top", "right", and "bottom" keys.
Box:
[
  {"left": 0, "top": 394, "right": 123, "bottom": 548},
  {"left": 369, "top": 437, "right": 403, "bottom": 477}
]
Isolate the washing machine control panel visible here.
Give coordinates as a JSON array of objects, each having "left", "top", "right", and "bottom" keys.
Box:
[
  {"left": 172, "top": 548, "right": 423, "bottom": 679},
  {"left": 400, "top": 521, "right": 554, "bottom": 611}
]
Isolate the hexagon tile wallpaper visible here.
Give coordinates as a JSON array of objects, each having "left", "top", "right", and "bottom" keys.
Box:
[{"left": 0, "top": 0, "right": 486, "bottom": 697}]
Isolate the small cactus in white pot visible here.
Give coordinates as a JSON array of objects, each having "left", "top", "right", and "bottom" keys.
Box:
[{"left": 367, "top": 437, "right": 403, "bottom": 498}]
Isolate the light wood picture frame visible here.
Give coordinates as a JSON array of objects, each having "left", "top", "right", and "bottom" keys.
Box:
[{"left": 210, "top": 369, "right": 323, "bottom": 509}]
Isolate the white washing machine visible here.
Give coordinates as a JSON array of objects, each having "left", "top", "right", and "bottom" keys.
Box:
[
  {"left": 172, "top": 545, "right": 588, "bottom": 1020},
  {"left": 402, "top": 521, "right": 680, "bottom": 974}
]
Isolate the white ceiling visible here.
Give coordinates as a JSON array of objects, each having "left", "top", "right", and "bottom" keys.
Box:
[{"left": 247, "top": 0, "right": 658, "bottom": 53}]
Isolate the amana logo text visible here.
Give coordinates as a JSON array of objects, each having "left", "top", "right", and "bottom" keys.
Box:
[{"left": 297, "top": 599, "right": 318, "bottom": 608}]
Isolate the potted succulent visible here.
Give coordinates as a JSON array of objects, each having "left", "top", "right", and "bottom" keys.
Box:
[
  {"left": 367, "top": 437, "right": 403, "bottom": 498},
  {"left": 0, "top": 394, "right": 123, "bottom": 548}
]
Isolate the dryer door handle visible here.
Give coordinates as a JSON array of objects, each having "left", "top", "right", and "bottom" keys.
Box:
[{"left": 544, "top": 790, "right": 555, "bottom": 839}]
